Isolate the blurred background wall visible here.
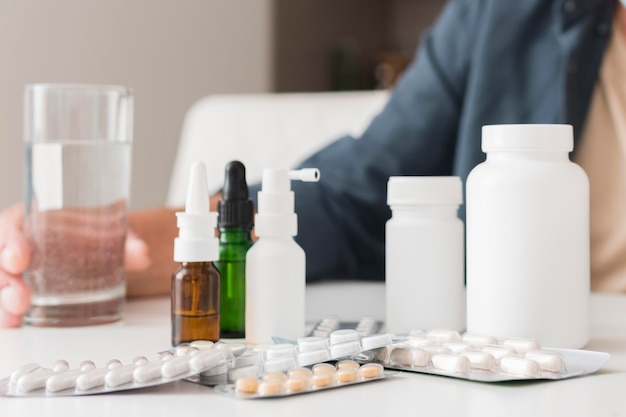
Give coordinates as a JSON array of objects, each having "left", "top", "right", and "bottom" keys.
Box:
[{"left": 0, "top": 0, "right": 444, "bottom": 210}]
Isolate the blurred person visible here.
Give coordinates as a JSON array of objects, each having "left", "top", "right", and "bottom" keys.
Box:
[{"left": 0, "top": 0, "right": 623, "bottom": 327}]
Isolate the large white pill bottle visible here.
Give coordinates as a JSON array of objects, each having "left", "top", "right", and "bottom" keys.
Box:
[
  {"left": 385, "top": 176, "right": 465, "bottom": 333},
  {"left": 466, "top": 124, "right": 589, "bottom": 348}
]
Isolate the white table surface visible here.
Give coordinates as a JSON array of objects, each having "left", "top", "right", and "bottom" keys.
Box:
[{"left": 1, "top": 285, "right": 625, "bottom": 417}]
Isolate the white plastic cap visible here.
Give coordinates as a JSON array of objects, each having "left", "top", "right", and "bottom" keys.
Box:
[
  {"left": 482, "top": 124, "right": 573, "bottom": 152},
  {"left": 387, "top": 176, "right": 462, "bottom": 206},
  {"left": 174, "top": 161, "right": 219, "bottom": 262},
  {"left": 255, "top": 168, "right": 320, "bottom": 237}
]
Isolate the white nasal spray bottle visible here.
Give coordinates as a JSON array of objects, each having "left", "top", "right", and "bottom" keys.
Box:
[{"left": 245, "top": 168, "right": 320, "bottom": 344}]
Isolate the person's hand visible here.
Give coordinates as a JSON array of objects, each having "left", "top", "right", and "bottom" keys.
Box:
[
  {"left": 0, "top": 203, "right": 153, "bottom": 328},
  {"left": 0, "top": 204, "right": 32, "bottom": 327}
]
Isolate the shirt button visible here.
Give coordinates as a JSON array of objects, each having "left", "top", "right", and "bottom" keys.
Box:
[{"left": 564, "top": 0, "right": 576, "bottom": 13}]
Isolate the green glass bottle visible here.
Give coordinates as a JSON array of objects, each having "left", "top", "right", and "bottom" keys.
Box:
[{"left": 217, "top": 161, "right": 253, "bottom": 338}]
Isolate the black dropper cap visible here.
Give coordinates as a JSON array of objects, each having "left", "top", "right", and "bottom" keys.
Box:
[{"left": 218, "top": 161, "right": 254, "bottom": 229}]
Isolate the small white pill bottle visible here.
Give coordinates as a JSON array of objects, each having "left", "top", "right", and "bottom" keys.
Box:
[
  {"left": 385, "top": 176, "right": 465, "bottom": 333},
  {"left": 466, "top": 124, "right": 589, "bottom": 349}
]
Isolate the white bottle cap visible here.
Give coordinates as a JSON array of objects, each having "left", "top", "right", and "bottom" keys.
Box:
[
  {"left": 174, "top": 161, "right": 219, "bottom": 262},
  {"left": 255, "top": 168, "right": 320, "bottom": 237},
  {"left": 482, "top": 124, "right": 573, "bottom": 152},
  {"left": 387, "top": 176, "right": 462, "bottom": 206}
]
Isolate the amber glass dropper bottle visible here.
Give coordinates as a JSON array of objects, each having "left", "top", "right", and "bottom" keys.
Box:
[
  {"left": 171, "top": 161, "right": 221, "bottom": 346},
  {"left": 217, "top": 161, "right": 254, "bottom": 338}
]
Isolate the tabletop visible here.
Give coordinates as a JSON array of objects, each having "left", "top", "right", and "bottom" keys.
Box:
[{"left": 1, "top": 285, "right": 625, "bottom": 417}]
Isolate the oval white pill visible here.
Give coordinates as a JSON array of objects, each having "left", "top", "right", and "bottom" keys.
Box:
[
  {"left": 76, "top": 368, "right": 109, "bottom": 391},
  {"left": 406, "top": 336, "right": 429, "bottom": 347},
  {"left": 263, "top": 357, "right": 296, "bottom": 374},
  {"left": 234, "top": 352, "right": 262, "bottom": 368},
  {"left": 482, "top": 345, "right": 515, "bottom": 363},
  {"left": 500, "top": 355, "right": 540, "bottom": 377},
  {"left": 461, "top": 350, "right": 496, "bottom": 371},
  {"left": 266, "top": 344, "right": 297, "bottom": 360},
  {"left": 105, "top": 363, "right": 139, "bottom": 388},
  {"left": 443, "top": 342, "right": 470, "bottom": 354},
  {"left": 10, "top": 363, "right": 40, "bottom": 385},
  {"left": 329, "top": 329, "right": 360, "bottom": 345},
  {"left": 502, "top": 339, "right": 540, "bottom": 354},
  {"left": 462, "top": 333, "right": 499, "bottom": 348},
  {"left": 427, "top": 329, "right": 462, "bottom": 344},
  {"left": 390, "top": 347, "right": 430, "bottom": 367},
  {"left": 297, "top": 336, "right": 328, "bottom": 352},
  {"left": 189, "top": 349, "right": 226, "bottom": 372},
  {"left": 431, "top": 354, "right": 470, "bottom": 374},
  {"left": 329, "top": 341, "right": 361, "bottom": 358},
  {"left": 16, "top": 369, "right": 54, "bottom": 393},
  {"left": 228, "top": 365, "right": 261, "bottom": 382},
  {"left": 525, "top": 350, "right": 563, "bottom": 373},
  {"left": 190, "top": 340, "right": 214, "bottom": 351},
  {"left": 133, "top": 360, "right": 165, "bottom": 383},
  {"left": 161, "top": 356, "right": 191, "bottom": 379},
  {"left": 46, "top": 369, "right": 85, "bottom": 393},
  {"left": 361, "top": 333, "right": 392, "bottom": 350},
  {"left": 297, "top": 348, "right": 330, "bottom": 366}
]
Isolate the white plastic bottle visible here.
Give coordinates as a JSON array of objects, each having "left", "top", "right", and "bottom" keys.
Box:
[
  {"left": 466, "top": 124, "right": 589, "bottom": 348},
  {"left": 245, "top": 168, "right": 320, "bottom": 345},
  {"left": 385, "top": 176, "right": 465, "bottom": 333}
]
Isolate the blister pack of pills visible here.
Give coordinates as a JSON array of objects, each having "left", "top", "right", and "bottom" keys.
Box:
[
  {"left": 0, "top": 341, "right": 234, "bottom": 397},
  {"left": 355, "top": 329, "right": 610, "bottom": 382},
  {"left": 307, "top": 315, "right": 383, "bottom": 338},
  {"left": 214, "top": 360, "right": 387, "bottom": 399}
]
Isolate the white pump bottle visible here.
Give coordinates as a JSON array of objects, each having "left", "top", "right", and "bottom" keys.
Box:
[{"left": 245, "top": 168, "right": 320, "bottom": 345}]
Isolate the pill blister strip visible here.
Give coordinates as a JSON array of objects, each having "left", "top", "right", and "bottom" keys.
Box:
[
  {"left": 190, "top": 325, "right": 395, "bottom": 390},
  {"left": 307, "top": 316, "right": 382, "bottom": 338},
  {"left": 353, "top": 329, "right": 611, "bottom": 382},
  {"left": 214, "top": 360, "right": 387, "bottom": 399},
  {"left": 0, "top": 341, "right": 234, "bottom": 397}
]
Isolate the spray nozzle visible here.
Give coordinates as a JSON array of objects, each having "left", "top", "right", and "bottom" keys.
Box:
[
  {"left": 255, "top": 167, "right": 320, "bottom": 237},
  {"left": 174, "top": 161, "right": 219, "bottom": 262},
  {"left": 184, "top": 162, "right": 210, "bottom": 214},
  {"left": 262, "top": 168, "right": 321, "bottom": 192},
  {"left": 289, "top": 168, "right": 320, "bottom": 182}
]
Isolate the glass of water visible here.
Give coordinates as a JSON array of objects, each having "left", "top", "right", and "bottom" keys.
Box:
[{"left": 23, "top": 84, "right": 133, "bottom": 326}]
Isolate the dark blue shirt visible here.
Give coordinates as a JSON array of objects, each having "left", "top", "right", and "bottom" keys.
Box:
[{"left": 253, "top": 0, "right": 616, "bottom": 282}]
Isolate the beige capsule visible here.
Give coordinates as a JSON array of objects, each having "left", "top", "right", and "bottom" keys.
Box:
[
  {"left": 257, "top": 380, "right": 286, "bottom": 396},
  {"left": 235, "top": 377, "right": 259, "bottom": 394},
  {"left": 359, "top": 363, "right": 384, "bottom": 379},
  {"left": 311, "top": 372, "right": 335, "bottom": 388},
  {"left": 286, "top": 376, "right": 310, "bottom": 393},
  {"left": 336, "top": 368, "right": 359, "bottom": 383}
]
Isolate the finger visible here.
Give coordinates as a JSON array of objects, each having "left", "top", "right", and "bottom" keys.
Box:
[
  {"left": 1, "top": 239, "right": 31, "bottom": 276},
  {"left": 0, "top": 305, "right": 23, "bottom": 328},
  {"left": 0, "top": 204, "right": 31, "bottom": 275},
  {"left": 124, "top": 231, "right": 151, "bottom": 272},
  {"left": 0, "top": 276, "right": 31, "bottom": 315}
]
